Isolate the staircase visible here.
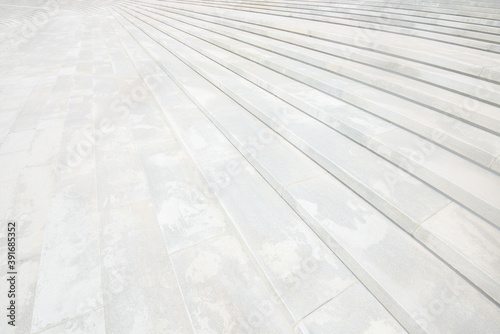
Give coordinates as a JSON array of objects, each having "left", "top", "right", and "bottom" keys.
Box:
[
  {"left": 108, "top": 0, "right": 500, "bottom": 332},
  {"left": 1, "top": 0, "right": 499, "bottom": 333}
]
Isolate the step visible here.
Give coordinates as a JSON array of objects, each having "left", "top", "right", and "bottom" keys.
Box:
[
  {"left": 286, "top": 0, "right": 500, "bottom": 27},
  {"left": 117, "top": 5, "right": 449, "bottom": 227},
  {"left": 117, "top": 6, "right": 500, "bottom": 300},
  {"left": 136, "top": 0, "right": 500, "bottom": 82},
  {"left": 132, "top": 1, "right": 500, "bottom": 133},
  {"left": 204, "top": 0, "right": 500, "bottom": 35},
  {"left": 171, "top": 0, "right": 500, "bottom": 51},
  {"left": 119, "top": 5, "right": 500, "bottom": 228},
  {"left": 413, "top": 202, "right": 500, "bottom": 305},
  {"left": 131, "top": 0, "right": 500, "bottom": 107},
  {"left": 126, "top": 1, "right": 500, "bottom": 167},
  {"left": 113, "top": 8, "right": 500, "bottom": 333},
  {"left": 368, "top": 128, "right": 500, "bottom": 226},
  {"left": 127, "top": 3, "right": 500, "bottom": 169},
  {"left": 342, "top": 0, "right": 500, "bottom": 18},
  {"left": 109, "top": 10, "right": 406, "bottom": 331}
]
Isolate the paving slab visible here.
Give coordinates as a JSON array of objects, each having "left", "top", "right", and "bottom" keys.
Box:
[{"left": 1, "top": 1, "right": 499, "bottom": 333}]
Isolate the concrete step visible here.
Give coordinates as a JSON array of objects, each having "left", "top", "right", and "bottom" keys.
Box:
[
  {"left": 136, "top": 0, "right": 500, "bottom": 82},
  {"left": 168, "top": 0, "right": 500, "bottom": 51},
  {"left": 117, "top": 4, "right": 500, "bottom": 298},
  {"left": 113, "top": 7, "right": 500, "bottom": 333},
  {"left": 135, "top": 1, "right": 500, "bottom": 112},
  {"left": 298, "top": 0, "right": 500, "bottom": 27},
  {"left": 132, "top": 0, "right": 500, "bottom": 107},
  {"left": 108, "top": 10, "right": 407, "bottom": 332},
  {"left": 116, "top": 6, "right": 449, "bottom": 227},
  {"left": 120, "top": 4, "right": 500, "bottom": 228},
  {"left": 127, "top": 3, "right": 500, "bottom": 169},
  {"left": 341, "top": 0, "right": 500, "bottom": 18},
  {"left": 191, "top": 0, "right": 500, "bottom": 35}
]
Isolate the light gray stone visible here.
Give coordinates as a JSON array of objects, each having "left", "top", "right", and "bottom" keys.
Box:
[
  {"left": 283, "top": 173, "right": 500, "bottom": 333},
  {"left": 201, "top": 157, "right": 357, "bottom": 321},
  {"left": 40, "top": 309, "right": 106, "bottom": 334},
  {"left": 95, "top": 145, "right": 150, "bottom": 210},
  {"left": 170, "top": 234, "right": 293, "bottom": 333},
  {"left": 415, "top": 203, "right": 500, "bottom": 304},
  {"left": 369, "top": 128, "right": 500, "bottom": 227},
  {"left": 100, "top": 200, "right": 194, "bottom": 333},
  {"left": 297, "top": 283, "right": 406, "bottom": 334},
  {"left": 138, "top": 140, "right": 230, "bottom": 253},
  {"left": 32, "top": 172, "right": 102, "bottom": 333}
]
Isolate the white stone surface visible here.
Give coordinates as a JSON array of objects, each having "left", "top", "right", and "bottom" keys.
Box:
[
  {"left": 31, "top": 173, "right": 102, "bottom": 333},
  {"left": 415, "top": 203, "right": 500, "bottom": 304},
  {"left": 100, "top": 200, "right": 194, "bottom": 333},
  {"left": 369, "top": 128, "right": 500, "bottom": 227},
  {"left": 283, "top": 173, "right": 500, "bottom": 333},
  {"left": 1, "top": 1, "right": 499, "bottom": 333},
  {"left": 297, "top": 283, "right": 406, "bottom": 334}
]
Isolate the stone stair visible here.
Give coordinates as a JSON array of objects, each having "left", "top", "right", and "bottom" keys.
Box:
[
  {"left": 100, "top": 0, "right": 500, "bottom": 332},
  {"left": 1, "top": 1, "right": 499, "bottom": 333}
]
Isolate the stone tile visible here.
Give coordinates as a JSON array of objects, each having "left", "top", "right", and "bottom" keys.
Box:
[
  {"left": 72, "top": 75, "right": 93, "bottom": 92},
  {"left": 95, "top": 129, "right": 135, "bottom": 152},
  {"left": 100, "top": 200, "right": 193, "bottom": 333},
  {"left": 1, "top": 258, "right": 41, "bottom": 334},
  {"left": 0, "top": 180, "right": 16, "bottom": 220},
  {"left": 297, "top": 283, "right": 406, "bottom": 334},
  {"left": 492, "top": 157, "right": 500, "bottom": 173},
  {"left": 67, "top": 93, "right": 93, "bottom": 114},
  {"left": 201, "top": 157, "right": 357, "bottom": 321},
  {"left": 169, "top": 111, "right": 240, "bottom": 165},
  {"left": 93, "top": 61, "right": 114, "bottom": 76},
  {"left": 281, "top": 117, "right": 450, "bottom": 233},
  {"left": 95, "top": 147, "right": 150, "bottom": 210},
  {"left": 93, "top": 75, "right": 118, "bottom": 96},
  {"left": 138, "top": 140, "right": 229, "bottom": 253},
  {"left": 0, "top": 129, "right": 35, "bottom": 154},
  {"left": 211, "top": 107, "right": 326, "bottom": 194},
  {"left": 25, "top": 118, "right": 65, "bottom": 167},
  {"left": 369, "top": 127, "right": 500, "bottom": 227},
  {"left": 171, "top": 234, "right": 293, "bottom": 333},
  {"left": 0, "top": 110, "right": 19, "bottom": 143},
  {"left": 128, "top": 99, "right": 176, "bottom": 147},
  {"left": 0, "top": 150, "right": 28, "bottom": 182},
  {"left": 93, "top": 94, "right": 130, "bottom": 133},
  {"left": 283, "top": 173, "right": 500, "bottom": 333},
  {"left": 0, "top": 165, "right": 55, "bottom": 267},
  {"left": 41, "top": 308, "right": 106, "bottom": 334},
  {"left": 343, "top": 86, "right": 500, "bottom": 167},
  {"left": 415, "top": 203, "right": 500, "bottom": 304},
  {"left": 31, "top": 172, "right": 102, "bottom": 333},
  {"left": 9, "top": 110, "right": 40, "bottom": 133}
]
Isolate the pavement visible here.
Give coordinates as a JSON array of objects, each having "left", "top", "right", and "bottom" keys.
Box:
[{"left": 0, "top": 0, "right": 499, "bottom": 333}]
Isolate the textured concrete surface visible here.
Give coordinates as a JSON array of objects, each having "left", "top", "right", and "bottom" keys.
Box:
[{"left": 0, "top": 0, "right": 499, "bottom": 333}]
